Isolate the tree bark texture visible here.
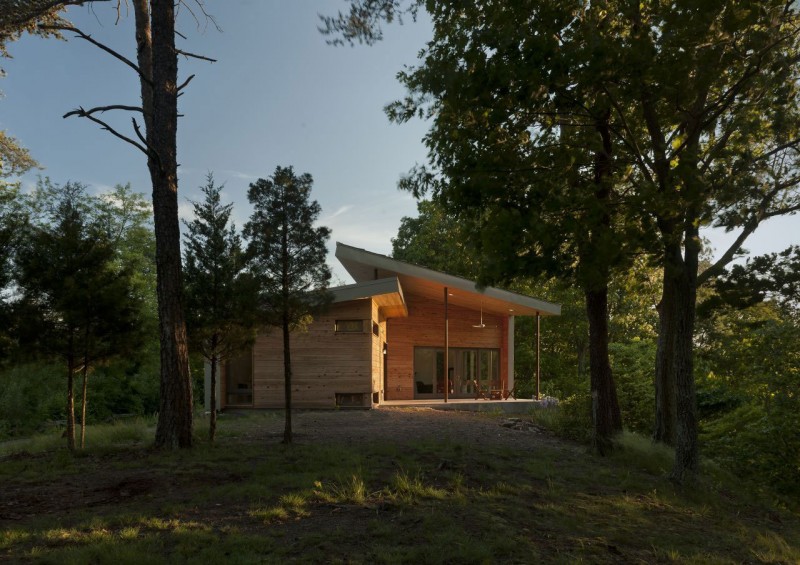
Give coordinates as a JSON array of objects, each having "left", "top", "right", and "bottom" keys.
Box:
[
  {"left": 80, "top": 363, "right": 88, "bottom": 449},
  {"left": 140, "top": 0, "right": 193, "bottom": 449},
  {"left": 66, "top": 350, "right": 76, "bottom": 452},
  {"left": 209, "top": 336, "right": 218, "bottom": 443},
  {"left": 653, "top": 250, "right": 678, "bottom": 445},
  {"left": 282, "top": 205, "right": 292, "bottom": 445},
  {"left": 586, "top": 286, "right": 623, "bottom": 456},
  {"left": 282, "top": 314, "right": 292, "bottom": 445},
  {"left": 669, "top": 223, "right": 700, "bottom": 483},
  {"left": 582, "top": 114, "right": 623, "bottom": 455}
]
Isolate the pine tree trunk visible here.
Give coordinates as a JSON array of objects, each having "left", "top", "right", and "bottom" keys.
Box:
[
  {"left": 66, "top": 351, "right": 76, "bottom": 452},
  {"left": 586, "top": 286, "right": 623, "bottom": 456},
  {"left": 282, "top": 313, "right": 292, "bottom": 445},
  {"left": 138, "top": 0, "right": 193, "bottom": 449},
  {"left": 80, "top": 362, "right": 89, "bottom": 449},
  {"left": 209, "top": 348, "right": 217, "bottom": 443}
]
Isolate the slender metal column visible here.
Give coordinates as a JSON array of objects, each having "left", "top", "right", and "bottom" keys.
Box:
[{"left": 444, "top": 287, "right": 449, "bottom": 403}]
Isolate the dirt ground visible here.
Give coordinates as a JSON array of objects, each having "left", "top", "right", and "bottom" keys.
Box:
[
  {"left": 251, "top": 407, "right": 559, "bottom": 449},
  {"left": 0, "top": 408, "right": 560, "bottom": 526}
]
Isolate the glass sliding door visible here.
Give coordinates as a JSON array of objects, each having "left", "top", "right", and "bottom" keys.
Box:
[
  {"left": 478, "top": 349, "right": 500, "bottom": 392},
  {"left": 414, "top": 346, "right": 499, "bottom": 399},
  {"left": 413, "top": 347, "right": 437, "bottom": 397}
]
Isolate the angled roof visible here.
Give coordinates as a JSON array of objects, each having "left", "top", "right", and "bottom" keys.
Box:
[
  {"left": 335, "top": 242, "right": 560, "bottom": 317},
  {"left": 330, "top": 277, "right": 408, "bottom": 318}
]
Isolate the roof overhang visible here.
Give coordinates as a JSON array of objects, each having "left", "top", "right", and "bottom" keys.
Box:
[
  {"left": 330, "top": 276, "right": 408, "bottom": 318},
  {"left": 335, "top": 242, "right": 561, "bottom": 317}
]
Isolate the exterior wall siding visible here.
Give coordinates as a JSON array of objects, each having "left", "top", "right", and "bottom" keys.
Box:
[
  {"left": 251, "top": 301, "right": 374, "bottom": 408},
  {"left": 386, "top": 294, "right": 508, "bottom": 400}
]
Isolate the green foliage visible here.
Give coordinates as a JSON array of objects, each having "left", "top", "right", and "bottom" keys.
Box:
[
  {"left": 183, "top": 173, "right": 255, "bottom": 370},
  {"left": 701, "top": 246, "right": 800, "bottom": 316},
  {"left": 2, "top": 179, "right": 156, "bottom": 445},
  {"left": 0, "top": 362, "right": 63, "bottom": 438},
  {"left": 244, "top": 166, "right": 332, "bottom": 328},
  {"left": 391, "top": 199, "right": 479, "bottom": 278},
  {"left": 0, "top": 352, "right": 159, "bottom": 440},
  {"left": 697, "top": 302, "right": 800, "bottom": 497},
  {"left": 609, "top": 341, "right": 656, "bottom": 435},
  {"left": 15, "top": 181, "right": 149, "bottom": 366}
]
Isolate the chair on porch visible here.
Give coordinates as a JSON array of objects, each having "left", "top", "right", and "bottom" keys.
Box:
[
  {"left": 503, "top": 385, "right": 517, "bottom": 400},
  {"left": 472, "top": 379, "right": 489, "bottom": 400}
]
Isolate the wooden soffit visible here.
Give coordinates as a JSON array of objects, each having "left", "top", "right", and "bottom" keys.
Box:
[{"left": 335, "top": 242, "right": 561, "bottom": 317}]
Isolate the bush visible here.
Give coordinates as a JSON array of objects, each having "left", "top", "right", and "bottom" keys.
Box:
[{"left": 0, "top": 362, "right": 64, "bottom": 438}]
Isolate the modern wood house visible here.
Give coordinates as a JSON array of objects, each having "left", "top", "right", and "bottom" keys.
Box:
[{"left": 207, "top": 242, "right": 561, "bottom": 410}]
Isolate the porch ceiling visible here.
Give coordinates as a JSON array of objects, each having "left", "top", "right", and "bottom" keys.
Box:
[{"left": 335, "top": 242, "right": 561, "bottom": 317}]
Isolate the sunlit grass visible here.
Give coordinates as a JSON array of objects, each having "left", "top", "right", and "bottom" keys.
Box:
[{"left": 0, "top": 410, "right": 798, "bottom": 563}]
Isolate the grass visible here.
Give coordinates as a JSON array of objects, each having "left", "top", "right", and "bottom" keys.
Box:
[{"left": 1, "top": 410, "right": 798, "bottom": 563}]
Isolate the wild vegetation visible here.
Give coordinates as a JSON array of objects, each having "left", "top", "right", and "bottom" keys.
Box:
[{"left": 1, "top": 410, "right": 798, "bottom": 563}]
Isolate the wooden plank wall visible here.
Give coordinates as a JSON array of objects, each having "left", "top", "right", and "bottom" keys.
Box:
[
  {"left": 370, "top": 301, "right": 387, "bottom": 404},
  {"left": 251, "top": 301, "right": 374, "bottom": 408},
  {"left": 386, "top": 294, "right": 507, "bottom": 400}
]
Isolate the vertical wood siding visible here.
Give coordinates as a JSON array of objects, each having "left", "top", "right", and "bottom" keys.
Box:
[
  {"left": 251, "top": 301, "right": 374, "bottom": 408},
  {"left": 386, "top": 294, "right": 508, "bottom": 400}
]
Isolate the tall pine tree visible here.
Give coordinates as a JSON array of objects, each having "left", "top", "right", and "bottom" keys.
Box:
[
  {"left": 244, "top": 166, "right": 331, "bottom": 444},
  {"left": 183, "top": 174, "right": 255, "bottom": 443}
]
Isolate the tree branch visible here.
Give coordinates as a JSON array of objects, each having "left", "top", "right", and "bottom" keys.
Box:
[
  {"left": 62, "top": 104, "right": 143, "bottom": 119},
  {"left": 699, "top": 185, "right": 800, "bottom": 286},
  {"left": 177, "top": 73, "right": 195, "bottom": 92},
  {"left": 38, "top": 23, "right": 152, "bottom": 85},
  {"left": 63, "top": 106, "right": 148, "bottom": 155},
  {"left": 175, "top": 48, "right": 217, "bottom": 63}
]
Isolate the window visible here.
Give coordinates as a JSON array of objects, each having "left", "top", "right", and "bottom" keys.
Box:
[
  {"left": 335, "top": 319, "right": 365, "bottom": 333},
  {"left": 372, "top": 321, "right": 380, "bottom": 336}
]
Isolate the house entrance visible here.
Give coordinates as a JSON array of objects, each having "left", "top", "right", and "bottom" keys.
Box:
[{"left": 413, "top": 346, "right": 499, "bottom": 399}]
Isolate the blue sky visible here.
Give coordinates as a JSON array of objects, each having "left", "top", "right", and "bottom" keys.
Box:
[{"left": 2, "top": 1, "right": 797, "bottom": 284}]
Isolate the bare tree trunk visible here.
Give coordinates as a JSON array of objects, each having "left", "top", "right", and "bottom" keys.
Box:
[
  {"left": 670, "top": 223, "right": 700, "bottom": 484},
  {"left": 653, "top": 243, "right": 679, "bottom": 445},
  {"left": 135, "top": 0, "right": 193, "bottom": 449},
  {"left": 582, "top": 113, "right": 622, "bottom": 455},
  {"left": 586, "top": 286, "right": 623, "bottom": 455},
  {"left": 66, "top": 350, "right": 76, "bottom": 452},
  {"left": 80, "top": 361, "right": 89, "bottom": 449},
  {"left": 282, "top": 203, "right": 292, "bottom": 445},
  {"left": 209, "top": 336, "right": 218, "bottom": 443},
  {"left": 282, "top": 313, "right": 292, "bottom": 444}
]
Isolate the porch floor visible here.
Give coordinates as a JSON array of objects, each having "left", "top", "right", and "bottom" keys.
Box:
[{"left": 379, "top": 397, "right": 542, "bottom": 414}]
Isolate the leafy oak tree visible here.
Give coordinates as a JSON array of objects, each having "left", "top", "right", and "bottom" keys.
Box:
[
  {"left": 244, "top": 166, "right": 331, "bottom": 445},
  {"left": 183, "top": 174, "right": 256, "bottom": 443}
]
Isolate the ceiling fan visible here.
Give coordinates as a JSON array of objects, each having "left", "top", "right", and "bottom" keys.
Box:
[{"left": 473, "top": 302, "right": 486, "bottom": 328}]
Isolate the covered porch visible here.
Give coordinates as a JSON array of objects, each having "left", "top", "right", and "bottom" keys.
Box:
[
  {"left": 380, "top": 397, "right": 545, "bottom": 414},
  {"left": 335, "top": 243, "right": 562, "bottom": 405}
]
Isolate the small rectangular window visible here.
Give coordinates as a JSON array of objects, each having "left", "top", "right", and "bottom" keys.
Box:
[
  {"left": 335, "top": 319, "right": 364, "bottom": 333},
  {"left": 372, "top": 322, "right": 380, "bottom": 336}
]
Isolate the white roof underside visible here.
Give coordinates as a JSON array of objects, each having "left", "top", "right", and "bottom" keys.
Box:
[{"left": 335, "top": 242, "right": 561, "bottom": 317}]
